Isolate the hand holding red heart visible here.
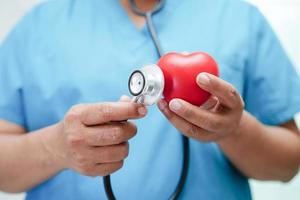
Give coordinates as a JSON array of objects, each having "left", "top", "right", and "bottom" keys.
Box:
[
  {"left": 158, "top": 72, "right": 245, "bottom": 142},
  {"left": 157, "top": 52, "right": 244, "bottom": 142}
]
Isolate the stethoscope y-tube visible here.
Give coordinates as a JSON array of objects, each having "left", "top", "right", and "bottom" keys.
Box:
[
  {"left": 103, "top": 1, "right": 190, "bottom": 199},
  {"left": 129, "top": 0, "right": 165, "bottom": 57}
]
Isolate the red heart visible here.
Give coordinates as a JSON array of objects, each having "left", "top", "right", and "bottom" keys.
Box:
[{"left": 157, "top": 52, "right": 219, "bottom": 106}]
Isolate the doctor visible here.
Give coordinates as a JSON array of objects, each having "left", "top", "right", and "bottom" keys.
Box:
[{"left": 0, "top": 0, "right": 300, "bottom": 199}]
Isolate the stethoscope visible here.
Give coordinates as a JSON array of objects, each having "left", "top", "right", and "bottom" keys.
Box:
[{"left": 103, "top": 0, "right": 190, "bottom": 199}]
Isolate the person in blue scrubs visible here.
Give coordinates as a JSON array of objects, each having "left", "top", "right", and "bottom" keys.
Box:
[{"left": 0, "top": 0, "right": 300, "bottom": 199}]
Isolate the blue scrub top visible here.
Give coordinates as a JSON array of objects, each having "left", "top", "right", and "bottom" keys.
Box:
[{"left": 1, "top": 0, "right": 300, "bottom": 199}]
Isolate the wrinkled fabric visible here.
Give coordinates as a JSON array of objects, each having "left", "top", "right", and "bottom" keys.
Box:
[{"left": 0, "top": 0, "right": 300, "bottom": 199}]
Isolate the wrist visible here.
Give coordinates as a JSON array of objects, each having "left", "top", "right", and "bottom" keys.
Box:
[
  {"left": 218, "top": 111, "right": 263, "bottom": 147},
  {"left": 39, "top": 122, "right": 67, "bottom": 171}
]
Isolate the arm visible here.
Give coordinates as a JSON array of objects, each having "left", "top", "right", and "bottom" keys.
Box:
[
  {"left": 158, "top": 73, "right": 300, "bottom": 182},
  {"left": 0, "top": 101, "right": 146, "bottom": 193},
  {"left": 0, "top": 122, "right": 64, "bottom": 193},
  {"left": 219, "top": 113, "right": 300, "bottom": 182}
]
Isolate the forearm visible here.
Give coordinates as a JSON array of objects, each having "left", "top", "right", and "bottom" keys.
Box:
[
  {"left": 218, "top": 111, "right": 300, "bottom": 182},
  {"left": 0, "top": 124, "right": 64, "bottom": 193}
]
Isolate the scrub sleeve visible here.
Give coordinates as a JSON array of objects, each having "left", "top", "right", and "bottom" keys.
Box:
[
  {"left": 0, "top": 13, "right": 33, "bottom": 128},
  {"left": 244, "top": 7, "right": 300, "bottom": 126}
]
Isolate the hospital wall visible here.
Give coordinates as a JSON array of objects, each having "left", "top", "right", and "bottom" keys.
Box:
[{"left": 0, "top": 0, "right": 299, "bottom": 200}]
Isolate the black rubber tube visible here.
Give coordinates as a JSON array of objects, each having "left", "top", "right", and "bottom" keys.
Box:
[{"left": 103, "top": 1, "right": 190, "bottom": 199}]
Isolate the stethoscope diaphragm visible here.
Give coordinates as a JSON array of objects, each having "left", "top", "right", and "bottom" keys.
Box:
[{"left": 128, "top": 64, "right": 164, "bottom": 106}]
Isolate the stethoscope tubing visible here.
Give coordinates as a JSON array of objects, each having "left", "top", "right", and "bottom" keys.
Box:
[{"left": 103, "top": 1, "right": 190, "bottom": 199}]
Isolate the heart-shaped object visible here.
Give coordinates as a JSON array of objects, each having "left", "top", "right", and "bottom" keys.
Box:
[{"left": 157, "top": 52, "right": 219, "bottom": 106}]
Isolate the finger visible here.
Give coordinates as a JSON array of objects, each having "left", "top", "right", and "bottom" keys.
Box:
[
  {"left": 84, "top": 122, "right": 137, "bottom": 146},
  {"left": 196, "top": 73, "right": 244, "bottom": 109},
  {"left": 169, "top": 98, "right": 227, "bottom": 132},
  {"left": 157, "top": 100, "right": 218, "bottom": 142},
  {"left": 119, "top": 95, "right": 131, "bottom": 102},
  {"left": 90, "top": 142, "right": 129, "bottom": 163},
  {"left": 80, "top": 102, "right": 147, "bottom": 126},
  {"left": 88, "top": 161, "right": 124, "bottom": 177},
  {"left": 199, "top": 96, "right": 219, "bottom": 110}
]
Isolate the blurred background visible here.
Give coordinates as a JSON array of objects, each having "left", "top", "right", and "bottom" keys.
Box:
[{"left": 0, "top": 0, "right": 299, "bottom": 199}]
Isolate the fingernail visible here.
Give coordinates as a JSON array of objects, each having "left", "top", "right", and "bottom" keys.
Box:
[
  {"left": 169, "top": 100, "right": 182, "bottom": 111},
  {"left": 158, "top": 100, "right": 167, "bottom": 111},
  {"left": 138, "top": 106, "right": 147, "bottom": 115},
  {"left": 197, "top": 73, "right": 210, "bottom": 85},
  {"left": 120, "top": 95, "right": 130, "bottom": 101}
]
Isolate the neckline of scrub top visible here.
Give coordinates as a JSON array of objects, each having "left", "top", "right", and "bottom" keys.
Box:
[{"left": 104, "top": 0, "right": 183, "bottom": 51}]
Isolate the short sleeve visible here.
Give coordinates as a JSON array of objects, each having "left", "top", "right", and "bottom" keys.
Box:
[
  {"left": 244, "top": 7, "right": 300, "bottom": 125},
  {"left": 0, "top": 13, "right": 34, "bottom": 127}
]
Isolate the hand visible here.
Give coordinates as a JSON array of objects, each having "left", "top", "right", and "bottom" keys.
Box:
[
  {"left": 157, "top": 73, "right": 244, "bottom": 142},
  {"left": 50, "top": 101, "right": 147, "bottom": 177}
]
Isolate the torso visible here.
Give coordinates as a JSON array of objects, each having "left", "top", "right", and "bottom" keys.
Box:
[{"left": 21, "top": 0, "right": 253, "bottom": 199}]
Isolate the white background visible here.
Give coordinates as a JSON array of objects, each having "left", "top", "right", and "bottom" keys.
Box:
[{"left": 0, "top": 0, "right": 299, "bottom": 200}]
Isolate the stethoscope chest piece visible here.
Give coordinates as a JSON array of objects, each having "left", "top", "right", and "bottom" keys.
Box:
[{"left": 128, "top": 64, "right": 164, "bottom": 106}]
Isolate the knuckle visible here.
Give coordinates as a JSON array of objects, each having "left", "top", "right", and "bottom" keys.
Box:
[
  {"left": 227, "top": 85, "right": 243, "bottom": 107},
  {"left": 95, "top": 131, "right": 106, "bottom": 145},
  {"left": 160, "top": 106, "right": 175, "bottom": 121},
  {"left": 96, "top": 148, "right": 108, "bottom": 162},
  {"left": 64, "top": 113, "right": 77, "bottom": 124},
  {"left": 97, "top": 171, "right": 108, "bottom": 177},
  {"left": 105, "top": 143, "right": 129, "bottom": 162},
  {"left": 77, "top": 165, "right": 94, "bottom": 176},
  {"left": 101, "top": 164, "right": 113, "bottom": 176},
  {"left": 67, "top": 133, "right": 85, "bottom": 147},
  {"left": 201, "top": 116, "right": 212, "bottom": 128},
  {"left": 120, "top": 143, "right": 129, "bottom": 159},
  {"left": 238, "top": 96, "right": 245, "bottom": 110},
  {"left": 74, "top": 152, "right": 88, "bottom": 166},
  {"left": 209, "top": 119, "right": 223, "bottom": 130},
  {"left": 77, "top": 157, "right": 87, "bottom": 166},
  {"left": 65, "top": 105, "right": 85, "bottom": 123},
  {"left": 99, "top": 165, "right": 111, "bottom": 176},
  {"left": 111, "top": 126, "right": 124, "bottom": 144},
  {"left": 182, "top": 107, "right": 195, "bottom": 119},
  {"left": 100, "top": 161, "right": 124, "bottom": 176},
  {"left": 89, "top": 170, "right": 102, "bottom": 177},
  {"left": 164, "top": 110, "right": 175, "bottom": 120},
  {"left": 99, "top": 104, "right": 114, "bottom": 121},
  {"left": 116, "top": 161, "right": 124, "bottom": 169},
  {"left": 70, "top": 104, "right": 85, "bottom": 116},
  {"left": 228, "top": 83, "right": 236, "bottom": 91},
  {"left": 241, "top": 98, "right": 245, "bottom": 109},
  {"left": 80, "top": 166, "right": 94, "bottom": 177},
  {"left": 127, "top": 122, "right": 137, "bottom": 137},
  {"left": 186, "top": 125, "right": 199, "bottom": 137},
  {"left": 113, "top": 161, "right": 124, "bottom": 172},
  {"left": 228, "top": 85, "right": 237, "bottom": 97}
]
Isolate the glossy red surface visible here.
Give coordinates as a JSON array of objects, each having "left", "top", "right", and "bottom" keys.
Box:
[{"left": 157, "top": 52, "right": 219, "bottom": 106}]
